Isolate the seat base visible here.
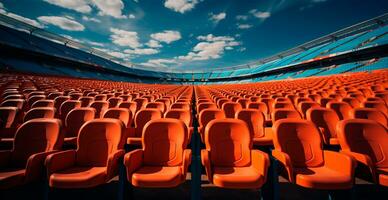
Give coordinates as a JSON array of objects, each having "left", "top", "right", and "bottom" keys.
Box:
[
  {"left": 131, "top": 166, "right": 183, "bottom": 188},
  {"left": 294, "top": 167, "right": 353, "bottom": 190},
  {"left": 212, "top": 166, "right": 265, "bottom": 189},
  {"left": 49, "top": 167, "right": 107, "bottom": 188}
]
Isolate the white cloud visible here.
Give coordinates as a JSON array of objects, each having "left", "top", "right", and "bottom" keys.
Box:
[
  {"left": 92, "top": 0, "right": 127, "bottom": 19},
  {"left": 237, "top": 24, "right": 252, "bottom": 29},
  {"left": 82, "top": 16, "right": 101, "bottom": 23},
  {"left": 43, "top": 0, "right": 92, "bottom": 13},
  {"left": 164, "top": 0, "right": 199, "bottom": 14},
  {"left": 38, "top": 16, "right": 85, "bottom": 31},
  {"left": 128, "top": 14, "right": 136, "bottom": 19},
  {"left": 141, "top": 59, "right": 177, "bottom": 68},
  {"left": 109, "top": 28, "right": 141, "bottom": 48},
  {"left": 107, "top": 51, "right": 131, "bottom": 59},
  {"left": 87, "top": 41, "right": 104, "bottom": 47},
  {"left": 61, "top": 34, "right": 82, "bottom": 43},
  {"left": 209, "top": 12, "right": 226, "bottom": 23},
  {"left": 7, "top": 13, "right": 44, "bottom": 28},
  {"left": 150, "top": 30, "right": 181, "bottom": 44},
  {"left": 236, "top": 15, "right": 248, "bottom": 20},
  {"left": 146, "top": 40, "right": 162, "bottom": 48},
  {"left": 249, "top": 9, "right": 271, "bottom": 20},
  {"left": 44, "top": 0, "right": 127, "bottom": 19},
  {"left": 177, "top": 34, "right": 240, "bottom": 61},
  {"left": 0, "top": 4, "right": 44, "bottom": 28},
  {"left": 124, "top": 48, "right": 159, "bottom": 55}
]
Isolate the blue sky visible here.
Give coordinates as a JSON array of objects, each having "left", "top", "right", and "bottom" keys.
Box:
[{"left": 0, "top": 0, "right": 387, "bottom": 70}]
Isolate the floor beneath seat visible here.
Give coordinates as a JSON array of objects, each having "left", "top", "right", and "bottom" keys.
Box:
[{"left": 0, "top": 174, "right": 386, "bottom": 200}]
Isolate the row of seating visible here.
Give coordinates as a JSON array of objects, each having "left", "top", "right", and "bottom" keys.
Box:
[{"left": 0, "top": 71, "right": 387, "bottom": 199}]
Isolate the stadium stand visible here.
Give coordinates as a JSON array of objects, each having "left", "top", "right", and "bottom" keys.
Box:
[{"left": 0, "top": 11, "right": 387, "bottom": 200}]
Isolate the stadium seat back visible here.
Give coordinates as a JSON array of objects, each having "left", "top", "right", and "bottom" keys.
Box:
[
  {"left": 76, "top": 119, "right": 123, "bottom": 166},
  {"left": 142, "top": 119, "right": 187, "bottom": 166},
  {"left": 12, "top": 119, "right": 62, "bottom": 167},
  {"left": 273, "top": 119, "right": 324, "bottom": 168},
  {"left": 205, "top": 119, "right": 251, "bottom": 167}
]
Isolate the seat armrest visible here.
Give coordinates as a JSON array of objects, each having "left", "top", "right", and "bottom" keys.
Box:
[
  {"left": 25, "top": 150, "right": 59, "bottom": 182},
  {"left": 124, "top": 149, "right": 143, "bottom": 180},
  {"left": 272, "top": 149, "right": 294, "bottom": 183},
  {"left": 324, "top": 150, "right": 355, "bottom": 176},
  {"left": 127, "top": 127, "right": 136, "bottom": 137},
  {"left": 201, "top": 149, "right": 213, "bottom": 183},
  {"left": 182, "top": 149, "right": 192, "bottom": 178},
  {"left": 188, "top": 127, "right": 194, "bottom": 143},
  {"left": 0, "top": 150, "right": 12, "bottom": 167},
  {"left": 251, "top": 150, "right": 270, "bottom": 182},
  {"left": 45, "top": 150, "right": 76, "bottom": 176},
  {"left": 318, "top": 127, "right": 330, "bottom": 144},
  {"left": 340, "top": 150, "right": 376, "bottom": 182},
  {"left": 198, "top": 126, "right": 204, "bottom": 142},
  {"left": 106, "top": 149, "right": 125, "bottom": 179}
]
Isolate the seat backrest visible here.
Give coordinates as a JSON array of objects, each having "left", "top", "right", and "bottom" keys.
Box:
[
  {"left": 236, "top": 109, "right": 265, "bottom": 138},
  {"left": 27, "top": 95, "right": 46, "bottom": 107},
  {"left": 337, "top": 119, "right": 388, "bottom": 168},
  {"left": 362, "top": 101, "right": 388, "bottom": 115},
  {"left": 0, "top": 99, "right": 25, "bottom": 110},
  {"left": 222, "top": 102, "right": 243, "bottom": 118},
  {"left": 327, "top": 102, "right": 352, "bottom": 120},
  {"left": 155, "top": 98, "right": 172, "bottom": 108},
  {"left": 273, "top": 102, "right": 295, "bottom": 110},
  {"left": 319, "top": 97, "right": 336, "bottom": 107},
  {"left": 273, "top": 119, "right": 324, "bottom": 168},
  {"left": 307, "top": 107, "right": 340, "bottom": 140},
  {"left": 119, "top": 101, "right": 136, "bottom": 116},
  {"left": 103, "top": 108, "right": 132, "bottom": 127},
  {"left": 134, "top": 109, "right": 162, "bottom": 137},
  {"left": 237, "top": 99, "right": 250, "bottom": 109},
  {"left": 133, "top": 98, "right": 148, "bottom": 112},
  {"left": 54, "top": 96, "right": 70, "bottom": 111},
  {"left": 215, "top": 98, "right": 229, "bottom": 108},
  {"left": 108, "top": 97, "right": 123, "bottom": 108},
  {"left": 272, "top": 108, "right": 302, "bottom": 123},
  {"left": 31, "top": 99, "right": 54, "bottom": 108},
  {"left": 0, "top": 107, "right": 18, "bottom": 128},
  {"left": 142, "top": 119, "right": 187, "bottom": 166},
  {"left": 89, "top": 101, "right": 109, "bottom": 118},
  {"left": 11, "top": 119, "right": 62, "bottom": 167},
  {"left": 65, "top": 108, "right": 95, "bottom": 138},
  {"left": 94, "top": 94, "right": 107, "bottom": 101},
  {"left": 197, "top": 102, "right": 217, "bottom": 114},
  {"left": 352, "top": 108, "right": 388, "bottom": 128},
  {"left": 170, "top": 102, "right": 190, "bottom": 110},
  {"left": 342, "top": 97, "right": 361, "bottom": 108},
  {"left": 247, "top": 102, "right": 269, "bottom": 115},
  {"left": 198, "top": 108, "right": 225, "bottom": 128},
  {"left": 164, "top": 109, "right": 192, "bottom": 127},
  {"left": 23, "top": 107, "right": 55, "bottom": 122},
  {"left": 79, "top": 96, "right": 94, "bottom": 107},
  {"left": 76, "top": 119, "right": 123, "bottom": 167},
  {"left": 297, "top": 101, "right": 320, "bottom": 118},
  {"left": 146, "top": 102, "right": 166, "bottom": 113},
  {"left": 205, "top": 119, "right": 252, "bottom": 167},
  {"left": 60, "top": 100, "right": 81, "bottom": 120},
  {"left": 259, "top": 98, "right": 275, "bottom": 112}
]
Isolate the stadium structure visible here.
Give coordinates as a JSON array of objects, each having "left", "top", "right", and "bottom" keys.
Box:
[{"left": 0, "top": 3, "right": 387, "bottom": 200}]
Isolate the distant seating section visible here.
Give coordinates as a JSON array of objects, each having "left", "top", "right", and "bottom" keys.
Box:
[
  {"left": 0, "top": 23, "right": 387, "bottom": 83},
  {"left": 0, "top": 70, "right": 387, "bottom": 198}
]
